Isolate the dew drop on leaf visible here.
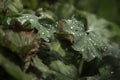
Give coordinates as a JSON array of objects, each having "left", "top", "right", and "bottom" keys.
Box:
[
  {"left": 89, "top": 38, "right": 92, "bottom": 41},
  {"left": 70, "top": 26, "right": 73, "bottom": 29},
  {"left": 94, "top": 43, "right": 97, "bottom": 46},
  {"left": 26, "top": 16, "right": 28, "bottom": 18},
  {"left": 21, "top": 20, "right": 27, "bottom": 24},
  {"left": 42, "top": 32, "right": 45, "bottom": 35},
  {"left": 81, "top": 49, "right": 84, "bottom": 52},
  {"left": 30, "top": 19, "right": 34, "bottom": 22},
  {"left": 111, "top": 71, "right": 114, "bottom": 74},
  {"left": 67, "top": 19, "right": 72, "bottom": 23}
]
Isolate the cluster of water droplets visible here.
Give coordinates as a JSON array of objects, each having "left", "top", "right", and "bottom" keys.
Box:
[
  {"left": 17, "top": 14, "right": 39, "bottom": 25},
  {"left": 18, "top": 14, "right": 58, "bottom": 42},
  {"left": 65, "top": 18, "right": 85, "bottom": 39},
  {"left": 80, "top": 30, "right": 107, "bottom": 60},
  {"left": 81, "top": 48, "right": 85, "bottom": 52},
  {"left": 66, "top": 17, "right": 109, "bottom": 61}
]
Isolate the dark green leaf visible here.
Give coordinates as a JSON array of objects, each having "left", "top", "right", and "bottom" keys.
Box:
[{"left": 0, "top": 54, "right": 34, "bottom": 80}]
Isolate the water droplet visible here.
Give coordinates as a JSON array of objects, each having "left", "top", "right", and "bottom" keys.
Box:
[
  {"left": 111, "top": 71, "right": 114, "bottom": 74},
  {"left": 79, "top": 34, "right": 82, "bottom": 36},
  {"left": 103, "top": 48, "right": 106, "bottom": 51},
  {"left": 94, "top": 43, "right": 97, "bottom": 46},
  {"left": 21, "top": 19, "right": 27, "bottom": 24},
  {"left": 42, "top": 32, "right": 45, "bottom": 35},
  {"left": 72, "top": 33, "right": 75, "bottom": 35},
  {"left": 86, "top": 29, "right": 92, "bottom": 33},
  {"left": 49, "top": 25, "right": 52, "bottom": 28},
  {"left": 92, "top": 54, "right": 95, "bottom": 58},
  {"left": 65, "top": 48, "right": 68, "bottom": 51},
  {"left": 68, "top": 19, "right": 72, "bottom": 23},
  {"left": 103, "top": 47, "right": 107, "bottom": 51},
  {"left": 30, "top": 19, "right": 34, "bottom": 22},
  {"left": 26, "top": 16, "right": 28, "bottom": 18},
  {"left": 89, "top": 38, "right": 92, "bottom": 41},
  {"left": 70, "top": 26, "right": 73, "bottom": 29},
  {"left": 85, "top": 33, "right": 87, "bottom": 36},
  {"left": 81, "top": 49, "right": 84, "bottom": 52},
  {"left": 93, "top": 33, "right": 96, "bottom": 37},
  {"left": 74, "top": 20, "right": 78, "bottom": 23}
]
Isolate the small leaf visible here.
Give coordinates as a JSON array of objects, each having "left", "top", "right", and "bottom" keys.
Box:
[
  {"left": 49, "top": 60, "right": 77, "bottom": 79},
  {"left": 6, "top": 0, "right": 23, "bottom": 13},
  {"left": 32, "top": 56, "right": 55, "bottom": 78},
  {"left": 51, "top": 38, "right": 66, "bottom": 57}
]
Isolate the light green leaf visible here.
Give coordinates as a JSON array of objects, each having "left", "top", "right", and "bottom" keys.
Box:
[
  {"left": 6, "top": 0, "right": 23, "bottom": 13},
  {"left": 49, "top": 60, "right": 77, "bottom": 79},
  {"left": 51, "top": 38, "right": 66, "bottom": 57},
  {"left": 33, "top": 56, "right": 51, "bottom": 73},
  {"left": 33, "top": 56, "right": 55, "bottom": 78}
]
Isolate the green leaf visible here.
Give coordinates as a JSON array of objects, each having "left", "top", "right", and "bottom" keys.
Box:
[
  {"left": 63, "top": 16, "right": 85, "bottom": 40},
  {"left": 36, "top": 9, "right": 55, "bottom": 20},
  {"left": 32, "top": 56, "right": 77, "bottom": 80},
  {"left": 17, "top": 14, "right": 56, "bottom": 42},
  {"left": 32, "top": 56, "right": 54, "bottom": 79},
  {"left": 49, "top": 60, "right": 77, "bottom": 79},
  {"left": 51, "top": 38, "right": 66, "bottom": 57},
  {"left": 0, "top": 29, "right": 35, "bottom": 58},
  {"left": 63, "top": 17, "right": 107, "bottom": 61},
  {"left": 79, "top": 12, "right": 112, "bottom": 39},
  {"left": 52, "top": 3, "right": 75, "bottom": 19},
  {"left": 6, "top": 0, "right": 23, "bottom": 13},
  {"left": 0, "top": 54, "right": 34, "bottom": 80}
]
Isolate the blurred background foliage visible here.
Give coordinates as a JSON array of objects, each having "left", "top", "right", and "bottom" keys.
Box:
[
  {"left": 19, "top": 0, "right": 120, "bottom": 44},
  {"left": 0, "top": 0, "right": 120, "bottom": 80},
  {"left": 21, "top": 0, "right": 120, "bottom": 25}
]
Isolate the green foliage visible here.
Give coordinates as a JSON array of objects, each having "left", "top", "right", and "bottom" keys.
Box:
[
  {"left": 17, "top": 14, "right": 56, "bottom": 42},
  {"left": 0, "top": 0, "right": 120, "bottom": 80},
  {"left": 63, "top": 17, "right": 107, "bottom": 61},
  {"left": 0, "top": 54, "right": 34, "bottom": 80}
]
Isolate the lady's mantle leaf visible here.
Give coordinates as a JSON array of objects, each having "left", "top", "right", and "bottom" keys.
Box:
[
  {"left": 17, "top": 14, "right": 56, "bottom": 42},
  {"left": 63, "top": 17, "right": 107, "bottom": 61},
  {"left": 0, "top": 29, "right": 35, "bottom": 58}
]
